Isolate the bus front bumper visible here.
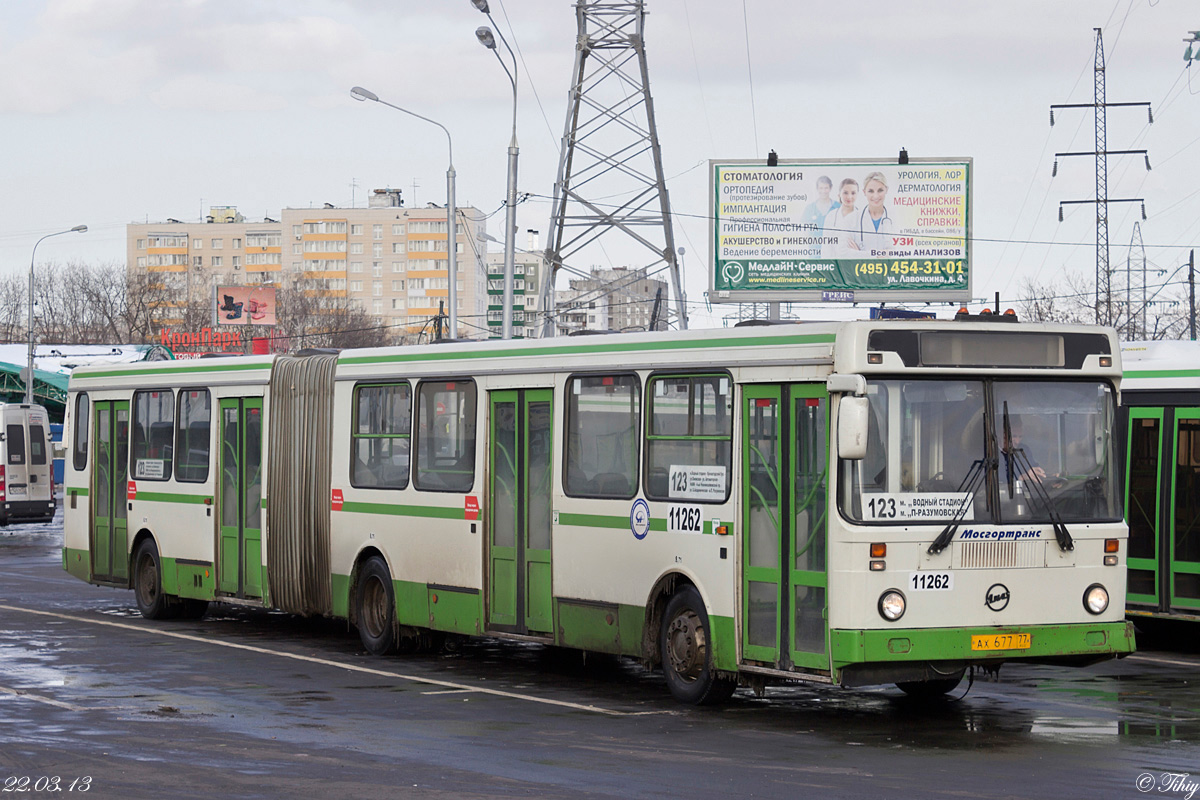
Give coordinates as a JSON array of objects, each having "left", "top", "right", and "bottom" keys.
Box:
[{"left": 831, "top": 621, "right": 1135, "bottom": 686}]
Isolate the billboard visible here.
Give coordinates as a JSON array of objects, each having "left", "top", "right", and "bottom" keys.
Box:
[
  {"left": 709, "top": 158, "right": 972, "bottom": 303},
  {"left": 213, "top": 285, "right": 277, "bottom": 326}
]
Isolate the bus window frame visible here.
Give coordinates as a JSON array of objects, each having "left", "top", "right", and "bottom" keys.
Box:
[
  {"left": 131, "top": 388, "right": 176, "bottom": 483},
  {"left": 413, "top": 378, "right": 477, "bottom": 494},
  {"left": 174, "top": 388, "right": 212, "bottom": 484},
  {"left": 562, "top": 371, "right": 642, "bottom": 501},
  {"left": 72, "top": 392, "right": 89, "bottom": 472},
  {"left": 350, "top": 380, "right": 413, "bottom": 491},
  {"left": 643, "top": 370, "right": 734, "bottom": 504}
]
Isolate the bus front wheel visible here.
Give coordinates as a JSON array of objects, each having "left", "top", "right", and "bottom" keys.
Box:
[
  {"left": 896, "top": 672, "right": 964, "bottom": 699},
  {"left": 356, "top": 556, "right": 396, "bottom": 656},
  {"left": 133, "top": 539, "right": 177, "bottom": 620},
  {"left": 660, "top": 586, "right": 736, "bottom": 705}
]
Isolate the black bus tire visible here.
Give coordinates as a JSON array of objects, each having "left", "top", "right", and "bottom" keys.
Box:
[
  {"left": 356, "top": 556, "right": 396, "bottom": 656},
  {"left": 660, "top": 586, "right": 736, "bottom": 705},
  {"left": 133, "top": 539, "right": 177, "bottom": 620}
]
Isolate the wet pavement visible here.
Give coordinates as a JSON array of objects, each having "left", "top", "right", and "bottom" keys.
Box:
[{"left": 3, "top": 515, "right": 1200, "bottom": 798}]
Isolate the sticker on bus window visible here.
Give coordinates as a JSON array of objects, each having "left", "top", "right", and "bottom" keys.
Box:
[
  {"left": 667, "top": 504, "right": 703, "bottom": 534},
  {"left": 668, "top": 465, "right": 726, "bottom": 501},
  {"left": 135, "top": 459, "right": 165, "bottom": 480},
  {"left": 862, "top": 493, "right": 973, "bottom": 521}
]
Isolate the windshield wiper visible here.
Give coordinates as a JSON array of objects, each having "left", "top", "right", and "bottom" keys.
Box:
[
  {"left": 927, "top": 457, "right": 988, "bottom": 555},
  {"left": 1008, "top": 445, "right": 1074, "bottom": 551},
  {"left": 1002, "top": 401, "right": 1073, "bottom": 552}
]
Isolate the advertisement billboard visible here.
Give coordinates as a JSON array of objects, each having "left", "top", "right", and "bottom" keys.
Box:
[
  {"left": 709, "top": 158, "right": 972, "bottom": 303},
  {"left": 213, "top": 285, "right": 277, "bottom": 327}
]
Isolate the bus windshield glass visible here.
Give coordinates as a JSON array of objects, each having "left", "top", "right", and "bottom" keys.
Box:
[{"left": 840, "top": 379, "right": 1119, "bottom": 525}]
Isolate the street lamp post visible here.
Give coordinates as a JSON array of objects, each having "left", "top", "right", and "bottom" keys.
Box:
[
  {"left": 27, "top": 225, "right": 86, "bottom": 404},
  {"left": 472, "top": 0, "right": 519, "bottom": 340},
  {"left": 350, "top": 86, "right": 458, "bottom": 340}
]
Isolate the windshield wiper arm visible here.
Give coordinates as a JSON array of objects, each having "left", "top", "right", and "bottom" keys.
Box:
[
  {"left": 1009, "top": 446, "right": 1074, "bottom": 551},
  {"left": 927, "top": 457, "right": 988, "bottom": 555}
]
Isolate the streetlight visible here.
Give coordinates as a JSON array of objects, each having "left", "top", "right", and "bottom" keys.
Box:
[
  {"left": 27, "top": 225, "right": 86, "bottom": 404},
  {"left": 350, "top": 85, "right": 459, "bottom": 340},
  {"left": 472, "top": 0, "right": 519, "bottom": 339}
]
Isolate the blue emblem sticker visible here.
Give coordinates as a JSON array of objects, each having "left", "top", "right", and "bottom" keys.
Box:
[{"left": 630, "top": 498, "right": 650, "bottom": 540}]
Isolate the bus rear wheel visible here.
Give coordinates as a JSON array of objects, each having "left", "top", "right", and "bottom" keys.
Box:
[
  {"left": 356, "top": 556, "right": 396, "bottom": 656},
  {"left": 133, "top": 539, "right": 177, "bottom": 620},
  {"left": 660, "top": 586, "right": 736, "bottom": 705}
]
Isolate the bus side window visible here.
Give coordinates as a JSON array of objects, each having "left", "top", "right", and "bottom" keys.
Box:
[
  {"left": 644, "top": 373, "right": 732, "bottom": 503},
  {"left": 351, "top": 382, "right": 411, "bottom": 490},
  {"left": 175, "top": 390, "right": 211, "bottom": 483},
  {"left": 73, "top": 393, "right": 89, "bottom": 471},
  {"left": 132, "top": 389, "right": 174, "bottom": 481},
  {"left": 414, "top": 380, "right": 476, "bottom": 493},
  {"left": 563, "top": 374, "right": 640, "bottom": 499}
]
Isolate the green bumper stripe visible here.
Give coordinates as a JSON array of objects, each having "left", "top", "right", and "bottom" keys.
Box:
[
  {"left": 133, "top": 492, "right": 212, "bottom": 505},
  {"left": 830, "top": 621, "right": 1135, "bottom": 669},
  {"left": 340, "top": 501, "right": 463, "bottom": 520}
]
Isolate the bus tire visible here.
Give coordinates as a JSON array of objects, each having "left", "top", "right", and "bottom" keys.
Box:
[
  {"left": 896, "top": 673, "right": 964, "bottom": 699},
  {"left": 356, "top": 556, "right": 396, "bottom": 656},
  {"left": 660, "top": 586, "right": 736, "bottom": 705},
  {"left": 132, "top": 539, "right": 177, "bottom": 620}
]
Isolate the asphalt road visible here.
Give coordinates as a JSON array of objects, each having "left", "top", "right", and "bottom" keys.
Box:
[{"left": 3, "top": 514, "right": 1200, "bottom": 799}]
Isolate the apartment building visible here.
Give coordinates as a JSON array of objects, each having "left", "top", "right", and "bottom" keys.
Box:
[
  {"left": 483, "top": 230, "right": 545, "bottom": 338},
  {"left": 127, "top": 189, "right": 492, "bottom": 339},
  {"left": 553, "top": 266, "right": 668, "bottom": 335}
]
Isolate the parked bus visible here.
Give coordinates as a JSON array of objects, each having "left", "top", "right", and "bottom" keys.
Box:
[
  {"left": 62, "top": 320, "right": 1133, "bottom": 703},
  {"left": 1, "top": 403, "right": 57, "bottom": 525},
  {"left": 1119, "top": 340, "right": 1200, "bottom": 623}
]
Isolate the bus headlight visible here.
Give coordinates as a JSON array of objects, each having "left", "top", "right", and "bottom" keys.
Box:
[
  {"left": 878, "top": 590, "right": 906, "bottom": 622},
  {"left": 1083, "top": 584, "right": 1109, "bottom": 615}
]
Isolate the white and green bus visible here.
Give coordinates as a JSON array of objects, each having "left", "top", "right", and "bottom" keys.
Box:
[{"left": 62, "top": 319, "right": 1133, "bottom": 703}]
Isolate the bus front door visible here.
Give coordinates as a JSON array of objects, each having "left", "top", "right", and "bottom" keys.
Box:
[
  {"left": 1126, "top": 409, "right": 1164, "bottom": 609},
  {"left": 91, "top": 400, "right": 129, "bottom": 583},
  {"left": 487, "top": 389, "right": 553, "bottom": 635},
  {"left": 742, "top": 384, "right": 829, "bottom": 672},
  {"left": 218, "top": 398, "right": 263, "bottom": 599}
]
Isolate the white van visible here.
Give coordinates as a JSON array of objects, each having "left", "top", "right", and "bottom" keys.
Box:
[{"left": 0, "top": 404, "right": 56, "bottom": 525}]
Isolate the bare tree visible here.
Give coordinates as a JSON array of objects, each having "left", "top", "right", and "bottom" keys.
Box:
[{"left": 1019, "top": 270, "right": 1191, "bottom": 339}]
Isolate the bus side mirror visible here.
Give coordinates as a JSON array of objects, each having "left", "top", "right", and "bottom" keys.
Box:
[{"left": 838, "top": 396, "right": 869, "bottom": 460}]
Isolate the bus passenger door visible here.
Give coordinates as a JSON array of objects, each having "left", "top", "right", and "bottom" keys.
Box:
[
  {"left": 1126, "top": 409, "right": 1163, "bottom": 609},
  {"left": 1170, "top": 411, "right": 1200, "bottom": 612},
  {"left": 91, "top": 400, "right": 129, "bottom": 583},
  {"left": 487, "top": 389, "right": 554, "bottom": 635},
  {"left": 742, "top": 384, "right": 829, "bottom": 671},
  {"left": 218, "top": 398, "right": 264, "bottom": 599}
]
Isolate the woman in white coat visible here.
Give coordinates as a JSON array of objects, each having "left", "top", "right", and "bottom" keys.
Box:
[
  {"left": 856, "top": 171, "right": 894, "bottom": 256},
  {"left": 820, "top": 178, "right": 861, "bottom": 258}
]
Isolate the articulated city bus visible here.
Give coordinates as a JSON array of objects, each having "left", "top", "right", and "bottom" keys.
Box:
[
  {"left": 62, "top": 319, "right": 1133, "bottom": 704},
  {"left": 1119, "top": 340, "right": 1200, "bottom": 623}
]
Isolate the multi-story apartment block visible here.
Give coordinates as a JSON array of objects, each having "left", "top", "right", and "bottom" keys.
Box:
[
  {"left": 553, "top": 266, "right": 668, "bottom": 335},
  {"left": 127, "top": 189, "right": 491, "bottom": 339},
  {"left": 483, "top": 230, "right": 545, "bottom": 338}
]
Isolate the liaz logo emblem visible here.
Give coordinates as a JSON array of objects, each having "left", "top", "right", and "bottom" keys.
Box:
[{"left": 985, "top": 583, "right": 1011, "bottom": 612}]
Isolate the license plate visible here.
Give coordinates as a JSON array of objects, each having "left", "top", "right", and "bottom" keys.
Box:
[
  {"left": 971, "top": 633, "right": 1031, "bottom": 651},
  {"left": 8, "top": 485, "right": 25, "bottom": 496}
]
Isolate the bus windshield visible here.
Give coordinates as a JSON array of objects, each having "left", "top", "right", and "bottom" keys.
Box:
[{"left": 840, "top": 379, "right": 1120, "bottom": 525}]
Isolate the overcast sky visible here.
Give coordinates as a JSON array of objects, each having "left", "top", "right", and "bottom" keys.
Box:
[{"left": 2, "top": 0, "right": 1197, "bottom": 327}]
